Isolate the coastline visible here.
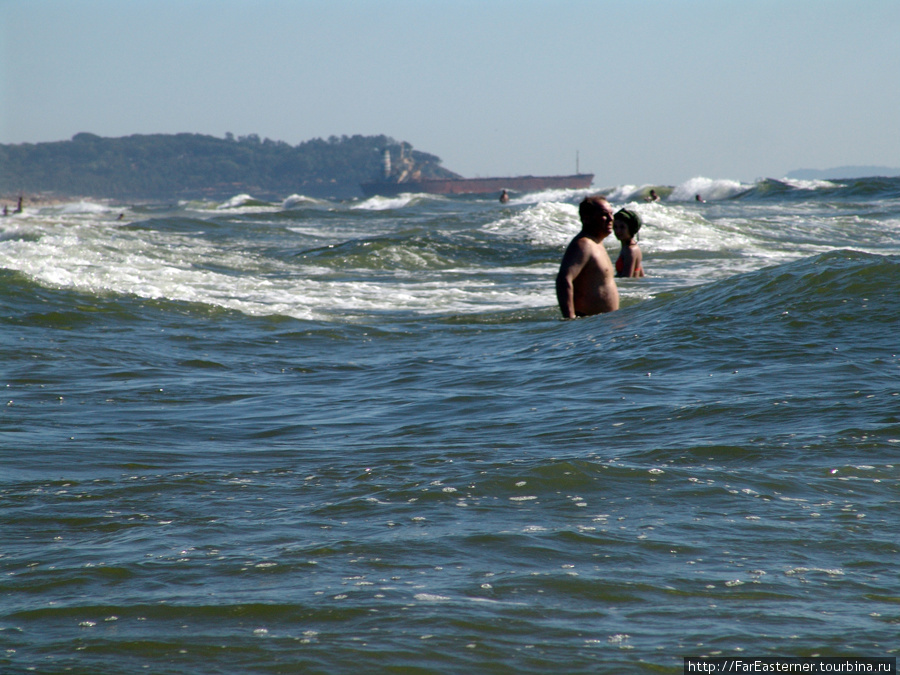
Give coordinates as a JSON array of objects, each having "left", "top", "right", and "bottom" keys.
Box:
[
  {"left": 2, "top": 192, "right": 83, "bottom": 207},
  {"left": 1, "top": 193, "right": 119, "bottom": 212}
]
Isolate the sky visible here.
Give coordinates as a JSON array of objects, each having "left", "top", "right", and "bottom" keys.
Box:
[{"left": 2, "top": 0, "right": 899, "bottom": 187}]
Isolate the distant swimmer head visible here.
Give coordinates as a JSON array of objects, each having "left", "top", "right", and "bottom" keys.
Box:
[{"left": 614, "top": 208, "right": 642, "bottom": 237}]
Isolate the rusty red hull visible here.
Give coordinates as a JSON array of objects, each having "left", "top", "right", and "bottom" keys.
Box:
[{"left": 361, "top": 174, "right": 594, "bottom": 197}]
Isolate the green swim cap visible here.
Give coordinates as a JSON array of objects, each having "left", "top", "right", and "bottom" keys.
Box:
[{"left": 615, "top": 208, "right": 642, "bottom": 235}]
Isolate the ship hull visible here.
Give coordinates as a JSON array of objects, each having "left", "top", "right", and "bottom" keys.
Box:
[{"left": 360, "top": 174, "right": 594, "bottom": 197}]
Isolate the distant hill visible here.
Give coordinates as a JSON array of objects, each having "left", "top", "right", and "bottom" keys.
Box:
[
  {"left": 786, "top": 166, "right": 900, "bottom": 180},
  {"left": 0, "top": 133, "right": 460, "bottom": 201}
]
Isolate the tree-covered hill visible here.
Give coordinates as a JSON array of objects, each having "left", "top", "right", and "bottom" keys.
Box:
[{"left": 0, "top": 132, "right": 460, "bottom": 201}]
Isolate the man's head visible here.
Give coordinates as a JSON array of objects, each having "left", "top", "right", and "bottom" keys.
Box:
[{"left": 579, "top": 196, "right": 614, "bottom": 235}]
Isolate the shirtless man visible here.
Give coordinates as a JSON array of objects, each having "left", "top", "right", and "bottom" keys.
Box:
[{"left": 555, "top": 196, "right": 619, "bottom": 318}]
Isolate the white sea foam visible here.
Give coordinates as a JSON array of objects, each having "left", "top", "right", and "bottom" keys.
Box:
[
  {"left": 779, "top": 177, "right": 839, "bottom": 191},
  {"left": 24, "top": 200, "right": 117, "bottom": 218},
  {"left": 0, "top": 210, "right": 556, "bottom": 320},
  {"left": 217, "top": 194, "right": 258, "bottom": 209},
  {"left": 282, "top": 194, "right": 328, "bottom": 209},
  {"left": 604, "top": 184, "right": 658, "bottom": 203},
  {"left": 669, "top": 177, "right": 750, "bottom": 202},
  {"left": 510, "top": 187, "right": 594, "bottom": 205},
  {"left": 482, "top": 202, "right": 580, "bottom": 248},
  {"left": 352, "top": 193, "right": 425, "bottom": 211},
  {"left": 57, "top": 200, "right": 116, "bottom": 215},
  {"left": 211, "top": 194, "right": 280, "bottom": 214},
  {"left": 5, "top": 178, "right": 896, "bottom": 321}
]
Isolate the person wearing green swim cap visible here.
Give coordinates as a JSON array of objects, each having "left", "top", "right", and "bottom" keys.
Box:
[{"left": 613, "top": 208, "right": 644, "bottom": 278}]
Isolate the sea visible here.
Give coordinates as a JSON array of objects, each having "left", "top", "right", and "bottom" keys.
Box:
[{"left": 2, "top": 175, "right": 899, "bottom": 674}]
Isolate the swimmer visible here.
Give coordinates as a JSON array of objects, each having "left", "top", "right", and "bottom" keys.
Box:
[
  {"left": 613, "top": 208, "right": 644, "bottom": 278},
  {"left": 555, "top": 196, "right": 619, "bottom": 318},
  {"left": 646, "top": 189, "right": 660, "bottom": 202},
  {"left": 499, "top": 189, "right": 510, "bottom": 204}
]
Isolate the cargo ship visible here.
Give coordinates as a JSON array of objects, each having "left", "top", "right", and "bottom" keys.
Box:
[{"left": 360, "top": 148, "right": 593, "bottom": 197}]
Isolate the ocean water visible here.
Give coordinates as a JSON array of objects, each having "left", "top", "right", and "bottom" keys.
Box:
[{"left": 2, "top": 177, "right": 899, "bottom": 674}]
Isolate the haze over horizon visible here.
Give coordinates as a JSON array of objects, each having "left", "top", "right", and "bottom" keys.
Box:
[{"left": 2, "top": 0, "right": 899, "bottom": 188}]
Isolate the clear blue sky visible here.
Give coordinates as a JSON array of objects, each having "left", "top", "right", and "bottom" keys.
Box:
[{"left": 2, "top": 0, "right": 899, "bottom": 187}]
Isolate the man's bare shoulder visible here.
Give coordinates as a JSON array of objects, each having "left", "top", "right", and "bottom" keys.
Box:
[
  {"left": 575, "top": 234, "right": 610, "bottom": 258},
  {"left": 560, "top": 232, "right": 588, "bottom": 258},
  {"left": 564, "top": 232, "right": 596, "bottom": 253}
]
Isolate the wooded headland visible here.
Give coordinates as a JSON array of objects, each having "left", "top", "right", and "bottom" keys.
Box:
[{"left": 0, "top": 133, "right": 458, "bottom": 201}]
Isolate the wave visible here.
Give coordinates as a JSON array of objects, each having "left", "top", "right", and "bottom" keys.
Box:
[
  {"left": 482, "top": 202, "right": 579, "bottom": 248},
  {"left": 509, "top": 187, "right": 594, "bottom": 205},
  {"left": 723, "top": 178, "right": 846, "bottom": 201},
  {"left": 602, "top": 184, "right": 670, "bottom": 203},
  {"left": 548, "top": 249, "right": 900, "bottom": 411},
  {"left": 55, "top": 200, "right": 117, "bottom": 215},
  {"left": 282, "top": 194, "right": 330, "bottom": 209},
  {"left": 668, "top": 177, "right": 751, "bottom": 202},
  {"left": 585, "top": 174, "right": 900, "bottom": 205},
  {"left": 604, "top": 175, "right": 900, "bottom": 204},
  {"left": 351, "top": 193, "right": 437, "bottom": 211},
  {"left": 0, "top": 268, "right": 147, "bottom": 327},
  {"left": 630, "top": 250, "right": 900, "bottom": 333},
  {"left": 119, "top": 216, "right": 220, "bottom": 234},
  {"left": 729, "top": 176, "right": 900, "bottom": 201},
  {"left": 215, "top": 194, "right": 277, "bottom": 211},
  {"left": 15, "top": 200, "right": 121, "bottom": 219},
  {"left": 5, "top": 182, "right": 899, "bottom": 326},
  {"left": 778, "top": 177, "right": 840, "bottom": 191}
]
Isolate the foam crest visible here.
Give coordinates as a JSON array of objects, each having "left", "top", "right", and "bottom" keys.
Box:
[
  {"left": 633, "top": 203, "right": 746, "bottom": 253},
  {"left": 0, "top": 211, "right": 555, "bottom": 320},
  {"left": 604, "top": 184, "right": 659, "bottom": 203},
  {"left": 282, "top": 194, "right": 328, "bottom": 209},
  {"left": 59, "top": 200, "right": 115, "bottom": 214},
  {"left": 0, "top": 217, "right": 304, "bottom": 315},
  {"left": 669, "top": 177, "right": 749, "bottom": 201},
  {"left": 596, "top": 200, "right": 774, "bottom": 286},
  {"left": 352, "top": 193, "right": 424, "bottom": 211},
  {"left": 510, "top": 187, "right": 594, "bottom": 205},
  {"left": 217, "top": 194, "right": 257, "bottom": 209},
  {"left": 482, "top": 201, "right": 580, "bottom": 247},
  {"left": 215, "top": 194, "right": 278, "bottom": 212},
  {"left": 30, "top": 200, "right": 116, "bottom": 216},
  {"left": 779, "top": 177, "right": 839, "bottom": 191}
]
